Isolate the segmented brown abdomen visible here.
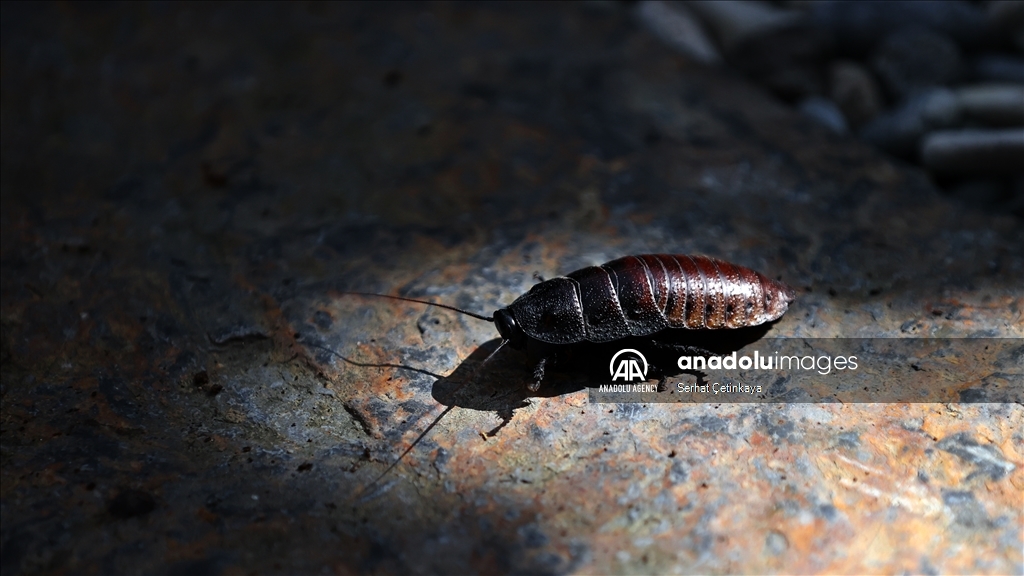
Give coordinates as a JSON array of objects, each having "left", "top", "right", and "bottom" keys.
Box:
[
  {"left": 506, "top": 253, "right": 795, "bottom": 345},
  {"left": 566, "top": 254, "right": 794, "bottom": 341}
]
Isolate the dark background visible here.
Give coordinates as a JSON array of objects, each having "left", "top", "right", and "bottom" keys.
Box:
[{"left": 2, "top": 3, "right": 1021, "bottom": 574}]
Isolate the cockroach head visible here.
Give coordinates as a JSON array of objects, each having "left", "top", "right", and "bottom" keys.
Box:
[{"left": 493, "top": 308, "right": 527, "bottom": 349}]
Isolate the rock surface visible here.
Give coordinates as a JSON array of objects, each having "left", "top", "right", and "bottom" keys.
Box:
[{"left": 2, "top": 3, "right": 1022, "bottom": 575}]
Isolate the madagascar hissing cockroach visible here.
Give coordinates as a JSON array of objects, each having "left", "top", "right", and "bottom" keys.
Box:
[
  {"left": 347, "top": 254, "right": 795, "bottom": 392},
  {"left": 331, "top": 254, "right": 794, "bottom": 496}
]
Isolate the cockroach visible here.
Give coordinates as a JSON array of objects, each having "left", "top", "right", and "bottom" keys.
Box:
[
  {"left": 331, "top": 254, "right": 795, "bottom": 493},
  {"left": 346, "top": 254, "right": 794, "bottom": 390}
]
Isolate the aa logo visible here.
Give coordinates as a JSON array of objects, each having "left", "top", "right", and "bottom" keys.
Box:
[{"left": 609, "top": 349, "right": 648, "bottom": 382}]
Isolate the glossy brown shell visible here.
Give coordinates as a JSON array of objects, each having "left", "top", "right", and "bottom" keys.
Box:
[{"left": 506, "top": 254, "right": 795, "bottom": 345}]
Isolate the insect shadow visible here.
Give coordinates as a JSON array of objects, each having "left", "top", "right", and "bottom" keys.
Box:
[
  {"left": 308, "top": 319, "right": 773, "bottom": 432},
  {"left": 426, "top": 322, "right": 774, "bottom": 437},
  {"left": 432, "top": 322, "right": 774, "bottom": 406},
  {"left": 424, "top": 339, "right": 576, "bottom": 438},
  {"left": 315, "top": 319, "right": 777, "bottom": 499}
]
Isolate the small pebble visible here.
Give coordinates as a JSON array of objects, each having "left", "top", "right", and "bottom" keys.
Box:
[
  {"left": 871, "top": 27, "right": 964, "bottom": 101},
  {"left": 828, "top": 60, "right": 883, "bottom": 128},
  {"left": 860, "top": 88, "right": 961, "bottom": 157},
  {"left": 636, "top": 1, "right": 722, "bottom": 65},
  {"left": 764, "top": 530, "right": 789, "bottom": 556},
  {"left": 686, "top": 1, "right": 828, "bottom": 102},
  {"left": 971, "top": 54, "right": 1024, "bottom": 84},
  {"left": 686, "top": 0, "right": 803, "bottom": 53},
  {"left": 921, "top": 128, "right": 1024, "bottom": 176},
  {"left": 955, "top": 84, "right": 1024, "bottom": 127},
  {"left": 798, "top": 96, "right": 848, "bottom": 134},
  {"left": 811, "top": 0, "right": 987, "bottom": 55}
]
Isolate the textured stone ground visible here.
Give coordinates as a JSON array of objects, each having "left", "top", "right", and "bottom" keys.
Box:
[{"left": 2, "top": 3, "right": 1021, "bottom": 574}]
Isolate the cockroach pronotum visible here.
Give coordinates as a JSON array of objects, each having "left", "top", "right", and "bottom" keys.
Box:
[{"left": 327, "top": 254, "right": 795, "bottom": 494}]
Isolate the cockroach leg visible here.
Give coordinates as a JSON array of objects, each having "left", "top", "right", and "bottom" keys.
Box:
[
  {"left": 484, "top": 406, "right": 515, "bottom": 437},
  {"left": 648, "top": 339, "right": 716, "bottom": 358},
  {"left": 528, "top": 356, "right": 550, "bottom": 392}
]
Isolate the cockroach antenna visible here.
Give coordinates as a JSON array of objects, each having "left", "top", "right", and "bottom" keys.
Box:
[{"left": 338, "top": 292, "right": 494, "bottom": 322}]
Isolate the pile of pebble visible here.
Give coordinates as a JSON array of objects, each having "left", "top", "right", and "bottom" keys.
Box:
[{"left": 638, "top": 0, "right": 1023, "bottom": 216}]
